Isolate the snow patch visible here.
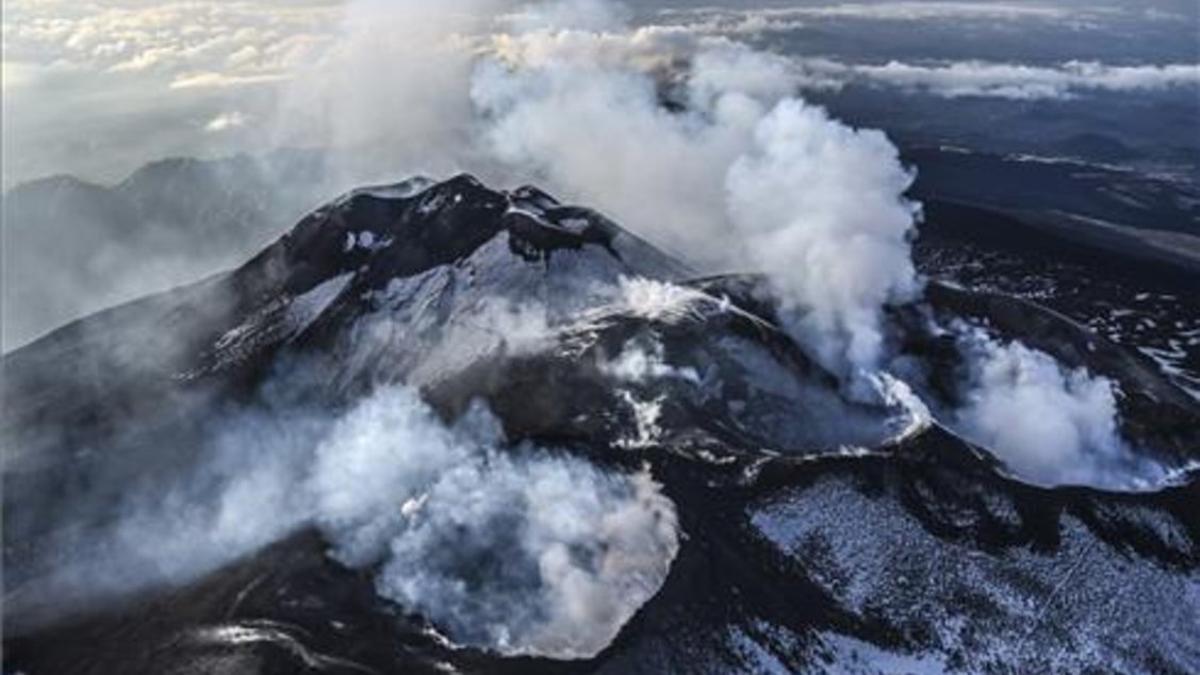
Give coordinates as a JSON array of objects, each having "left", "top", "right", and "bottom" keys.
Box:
[
  {"left": 287, "top": 272, "right": 355, "bottom": 337},
  {"left": 751, "top": 476, "right": 1200, "bottom": 672},
  {"left": 616, "top": 276, "right": 710, "bottom": 323}
]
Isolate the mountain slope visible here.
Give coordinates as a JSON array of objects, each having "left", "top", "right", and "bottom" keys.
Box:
[{"left": 4, "top": 175, "right": 1199, "bottom": 674}]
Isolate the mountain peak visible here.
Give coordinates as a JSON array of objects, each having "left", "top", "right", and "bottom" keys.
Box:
[{"left": 260, "top": 174, "right": 687, "bottom": 301}]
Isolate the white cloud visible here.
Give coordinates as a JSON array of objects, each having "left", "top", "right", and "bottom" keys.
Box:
[
  {"left": 951, "top": 328, "right": 1165, "bottom": 489},
  {"left": 203, "top": 110, "right": 249, "bottom": 132},
  {"left": 504, "top": 0, "right": 632, "bottom": 33},
  {"left": 6, "top": 0, "right": 1193, "bottom": 188},
  {"left": 3, "top": 1, "right": 338, "bottom": 89},
  {"left": 170, "top": 70, "right": 289, "bottom": 89},
  {"left": 835, "top": 59, "right": 1200, "bottom": 100},
  {"left": 652, "top": 2, "right": 1086, "bottom": 36},
  {"left": 268, "top": 0, "right": 511, "bottom": 176},
  {"left": 775, "top": 2, "right": 1070, "bottom": 21}
]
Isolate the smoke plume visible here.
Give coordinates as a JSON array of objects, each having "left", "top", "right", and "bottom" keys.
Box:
[
  {"left": 13, "top": 381, "right": 679, "bottom": 659},
  {"left": 950, "top": 328, "right": 1164, "bottom": 490},
  {"left": 313, "top": 388, "right": 679, "bottom": 659},
  {"left": 472, "top": 8, "right": 919, "bottom": 373}
]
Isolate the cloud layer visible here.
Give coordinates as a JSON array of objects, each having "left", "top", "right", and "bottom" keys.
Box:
[
  {"left": 5, "top": 0, "right": 1197, "bottom": 184},
  {"left": 803, "top": 59, "right": 1200, "bottom": 100},
  {"left": 654, "top": 1, "right": 1079, "bottom": 35},
  {"left": 3, "top": 0, "right": 336, "bottom": 87}
]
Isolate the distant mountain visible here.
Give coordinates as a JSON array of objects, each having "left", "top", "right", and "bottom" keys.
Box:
[
  {"left": 1, "top": 151, "right": 331, "bottom": 349},
  {"left": 4, "top": 175, "right": 1198, "bottom": 673}
]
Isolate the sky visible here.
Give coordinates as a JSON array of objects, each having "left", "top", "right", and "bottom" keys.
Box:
[
  {"left": 2, "top": 0, "right": 341, "bottom": 185},
  {"left": 3, "top": 0, "right": 1197, "bottom": 189}
]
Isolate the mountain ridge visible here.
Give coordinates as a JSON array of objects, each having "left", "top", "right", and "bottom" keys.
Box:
[{"left": 4, "top": 174, "right": 1200, "bottom": 674}]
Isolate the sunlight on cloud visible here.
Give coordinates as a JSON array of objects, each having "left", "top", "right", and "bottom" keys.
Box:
[
  {"left": 203, "top": 110, "right": 249, "bottom": 132},
  {"left": 3, "top": 1, "right": 338, "bottom": 88},
  {"left": 837, "top": 59, "right": 1200, "bottom": 100}
]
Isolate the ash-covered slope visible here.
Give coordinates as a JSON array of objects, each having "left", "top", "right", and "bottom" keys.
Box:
[{"left": 4, "top": 176, "right": 1199, "bottom": 674}]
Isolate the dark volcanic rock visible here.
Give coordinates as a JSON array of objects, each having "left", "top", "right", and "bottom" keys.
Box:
[{"left": 3, "top": 175, "right": 1199, "bottom": 674}]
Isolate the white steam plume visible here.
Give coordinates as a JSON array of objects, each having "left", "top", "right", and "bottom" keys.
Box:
[
  {"left": 467, "top": 8, "right": 920, "bottom": 373},
  {"left": 725, "top": 100, "right": 919, "bottom": 372},
  {"left": 15, "top": 384, "right": 679, "bottom": 659},
  {"left": 951, "top": 329, "right": 1165, "bottom": 490},
  {"left": 314, "top": 388, "right": 679, "bottom": 659},
  {"left": 270, "top": 0, "right": 507, "bottom": 187}
]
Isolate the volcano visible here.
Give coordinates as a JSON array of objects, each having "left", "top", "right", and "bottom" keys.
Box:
[{"left": 4, "top": 175, "right": 1199, "bottom": 674}]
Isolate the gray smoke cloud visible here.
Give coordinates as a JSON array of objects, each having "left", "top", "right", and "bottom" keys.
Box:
[
  {"left": 312, "top": 387, "right": 679, "bottom": 659},
  {"left": 12, "top": 378, "right": 678, "bottom": 658},
  {"left": 0, "top": 151, "right": 336, "bottom": 350},
  {"left": 7, "top": 0, "right": 923, "bottom": 373},
  {"left": 268, "top": 0, "right": 506, "bottom": 187}
]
